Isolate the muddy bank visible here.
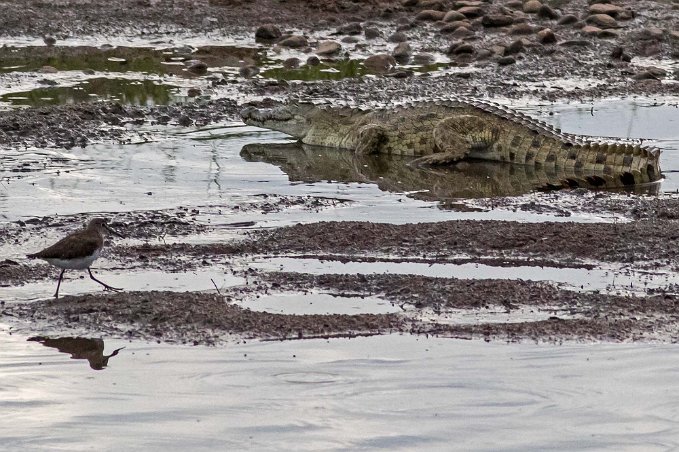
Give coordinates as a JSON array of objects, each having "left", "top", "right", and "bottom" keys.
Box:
[
  {"left": 3, "top": 290, "right": 402, "bottom": 345},
  {"left": 114, "top": 217, "right": 679, "bottom": 270},
  {"left": 0, "top": 98, "right": 238, "bottom": 149},
  {"left": 5, "top": 274, "right": 678, "bottom": 344}
]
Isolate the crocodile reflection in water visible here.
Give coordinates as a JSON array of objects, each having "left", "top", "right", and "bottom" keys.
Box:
[
  {"left": 28, "top": 336, "right": 124, "bottom": 370},
  {"left": 240, "top": 142, "right": 660, "bottom": 203}
]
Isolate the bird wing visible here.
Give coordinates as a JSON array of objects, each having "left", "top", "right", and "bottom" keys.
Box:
[{"left": 27, "top": 233, "right": 102, "bottom": 260}]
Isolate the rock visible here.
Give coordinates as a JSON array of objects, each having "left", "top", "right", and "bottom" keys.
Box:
[
  {"left": 505, "top": 39, "right": 524, "bottom": 54},
  {"left": 523, "top": 0, "right": 542, "bottom": 14},
  {"left": 537, "top": 28, "right": 557, "bottom": 44},
  {"left": 239, "top": 65, "right": 260, "bottom": 78},
  {"left": 586, "top": 14, "right": 617, "bottom": 29},
  {"left": 306, "top": 56, "right": 321, "bottom": 66},
  {"left": 447, "top": 42, "right": 474, "bottom": 54},
  {"left": 255, "top": 24, "right": 282, "bottom": 40},
  {"left": 364, "top": 27, "right": 381, "bottom": 39},
  {"left": 457, "top": 6, "right": 484, "bottom": 18},
  {"left": 392, "top": 42, "right": 413, "bottom": 63},
  {"left": 510, "top": 23, "right": 534, "bottom": 35},
  {"left": 559, "top": 40, "right": 592, "bottom": 47},
  {"left": 440, "top": 20, "right": 470, "bottom": 33},
  {"left": 476, "top": 48, "right": 494, "bottom": 59},
  {"left": 185, "top": 59, "right": 208, "bottom": 74},
  {"left": 283, "top": 57, "right": 301, "bottom": 68},
  {"left": 640, "top": 42, "right": 661, "bottom": 57},
  {"left": 341, "top": 36, "right": 359, "bottom": 43},
  {"left": 43, "top": 35, "right": 57, "bottom": 46},
  {"left": 38, "top": 78, "right": 58, "bottom": 86},
  {"left": 537, "top": 4, "right": 559, "bottom": 19},
  {"left": 557, "top": 15, "right": 578, "bottom": 25},
  {"left": 482, "top": 14, "right": 514, "bottom": 27},
  {"left": 337, "top": 22, "right": 362, "bottom": 35},
  {"left": 670, "top": 30, "right": 679, "bottom": 41},
  {"left": 597, "top": 29, "right": 619, "bottom": 38},
  {"left": 589, "top": 3, "right": 625, "bottom": 17},
  {"left": 177, "top": 115, "right": 192, "bottom": 127},
  {"left": 187, "top": 88, "right": 201, "bottom": 97},
  {"left": 443, "top": 10, "right": 466, "bottom": 22},
  {"left": 317, "top": 41, "right": 342, "bottom": 56},
  {"left": 498, "top": 55, "right": 516, "bottom": 65},
  {"left": 278, "top": 35, "right": 308, "bottom": 48},
  {"left": 581, "top": 25, "right": 602, "bottom": 35},
  {"left": 638, "top": 27, "right": 664, "bottom": 41},
  {"left": 415, "top": 9, "right": 446, "bottom": 21},
  {"left": 632, "top": 70, "right": 664, "bottom": 80},
  {"left": 413, "top": 53, "right": 436, "bottom": 64},
  {"left": 388, "top": 31, "right": 409, "bottom": 42},
  {"left": 451, "top": 26, "right": 474, "bottom": 38},
  {"left": 506, "top": 0, "right": 523, "bottom": 9},
  {"left": 418, "top": 0, "right": 446, "bottom": 10},
  {"left": 39, "top": 65, "right": 58, "bottom": 73},
  {"left": 363, "top": 54, "right": 397, "bottom": 73}
]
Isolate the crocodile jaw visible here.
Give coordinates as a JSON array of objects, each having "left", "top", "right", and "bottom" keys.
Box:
[{"left": 240, "top": 106, "right": 310, "bottom": 139}]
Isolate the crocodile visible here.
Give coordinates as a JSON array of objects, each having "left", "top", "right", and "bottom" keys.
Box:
[{"left": 240, "top": 98, "right": 662, "bottom": 188}]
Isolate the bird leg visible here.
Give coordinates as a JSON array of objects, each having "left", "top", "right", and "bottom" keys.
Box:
[
  {"left": 88, "top": 268, "right": 122, "bottom": 292},
  {"left": 54, "top": 269, "right": 66, "bottom": 299}
]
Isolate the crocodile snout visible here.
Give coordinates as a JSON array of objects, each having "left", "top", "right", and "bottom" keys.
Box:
[{"left": 240, "top": 106, "right": 294, "bottom": 123}]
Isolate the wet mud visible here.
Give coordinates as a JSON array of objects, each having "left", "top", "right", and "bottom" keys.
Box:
[{"left": 2, "top": 0, "right": 679, "bottom": 345}]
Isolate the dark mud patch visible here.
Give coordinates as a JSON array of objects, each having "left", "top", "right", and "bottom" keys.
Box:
[
  {"left": 261, "top": 272, "right": 679, "bottom": 342},
  {"left": 0, "top": 260, "right": 56, "bottom": 287},
  {"left": 5, "top": 274, "right": 679, "bottom": 344},
  {"left": 0, "top": 98, "right": 238, "bottom": 149},
  {"left": 170, "top": 219, "right": 677, "bottom": 269},
  {"left": 3, "top": 290, "right": 403, "bottom": 345}
]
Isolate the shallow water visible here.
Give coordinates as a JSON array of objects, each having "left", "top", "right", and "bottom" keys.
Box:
[
  {"left": 1, "top": 56, "right": 679, "bottom": 449},
  {"left": 252, "top": 257, "right": 678, "bottom": 296},
  {"left": 2, "top": 329, "right": 679, "bottom": 451}
]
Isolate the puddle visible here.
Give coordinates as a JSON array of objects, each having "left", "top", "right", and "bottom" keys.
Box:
[
  {"left": 238, "top": 292, "right": 401, "bottom": 315},
  {"left": 0, "top": 45, "right": 260, "bottom": 76},
  {"left": 2, "top": 331, "right": 679, "bottom": 450},
  {"left": 414, "top": 305, "right": 582, "bottom": 325},
  {"left": 252, "top": 257, "right": 678, "bottom": 295},
  {"left": 261, "top": 58, "right": 452, "bottom": 81},
  {"left": 0, "top": 78, "right": 180, "bottom": 107}
]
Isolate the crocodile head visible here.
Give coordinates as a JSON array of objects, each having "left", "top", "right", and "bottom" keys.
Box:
[{"left": 240, "top": 104, "right": 315, "bottom": 139}]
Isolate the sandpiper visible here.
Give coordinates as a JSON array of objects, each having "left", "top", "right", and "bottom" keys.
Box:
[{"left": 27, "top": 218, "right": 123, "bottom": 299}]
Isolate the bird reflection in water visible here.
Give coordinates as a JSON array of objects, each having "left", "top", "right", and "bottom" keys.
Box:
[{"left": 28, "top": 336, "right": 124, "bottom": 370}]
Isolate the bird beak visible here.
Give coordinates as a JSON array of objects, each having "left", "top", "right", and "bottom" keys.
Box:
[{"left": 105, "top": 224, "right": 125, "bottom": 238}]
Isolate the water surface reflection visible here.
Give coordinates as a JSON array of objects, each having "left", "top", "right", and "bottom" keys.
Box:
[
  {"left": 28, "top": 336, "right": 124, "bottom": 370},
  {"left": 240, "top": 142, "right": 660, "bottom": 202}
]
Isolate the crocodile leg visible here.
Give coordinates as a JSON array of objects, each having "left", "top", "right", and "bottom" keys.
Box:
[
  {"left": 415, "top": 115, "right": 499, "bottom": 166},
  {"left": 354, "top": 124, "right": 388, "bottom": 155}
]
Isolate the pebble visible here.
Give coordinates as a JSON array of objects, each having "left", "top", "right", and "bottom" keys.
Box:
[
  {"left": 283, "top": 57, "right": 301, "bottom": 69},
  {"left": 415, "top": 10, "right": 445, "bottom": 21},
  {"left": 457, "top": 6, "right": 484, "bottom": 18},
  {"left": 238, "top": 65, "right": 260, "bottom": 78},
  {"left": 337, "top": 22, "right": 362, "bottom": 35},
  {"left": 185, "top": 59, "right": 208, "bottom": 75},
  {"left": 440, "top": 20, "right": 470, "bottom": 33},
  {"left": 306, "top": 56, "right": 321, "bottom": 66},
  {"left": 523, "top": 0, "right": 542, "bottom": 14},
  {"left": 537, "top": 28, "right": 557, "bottom": 44},
  {"left": 510, "top": 23, "right": 534, "bottom": 35},
  {"left": 586, "top": 14, "right": 618, "bottom": 29},
  {"left": 482, "top": 14, "right": 514, "bottom": 27},
  {"left": 443, "top": 10, "right": 466, "bottom": 22},
  {"left": 388, "top": 31, "right": 408, "bottom": 42},
  {"left": 255, "top": 24, "right": 281, "bottom": 40},
  {"left": 392, "top": 42, "right": 413, "bottom": 63},
  {"left": 537, "top": 4, "right": 559, "bottom": 20},
  {"left": 363, "top": 54, "right": 397, "bottom": 73},
  {"left": 364, "top": 27, "right": 381, "bottom": 39},
  {"left": 505, "top": 39, "right": 524, "bottom": 54},
  {"left": 557, "top": 15, "right": 578, "bottom": 25},
  {"left": 498, "top": 55, "right": 516, "bottom": 65},
  {"left": 317, "top": 41, "right": 342, "bottom": 56},
  {"left": 278, "top": 35, "right": 308, "bottom": 48}
]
